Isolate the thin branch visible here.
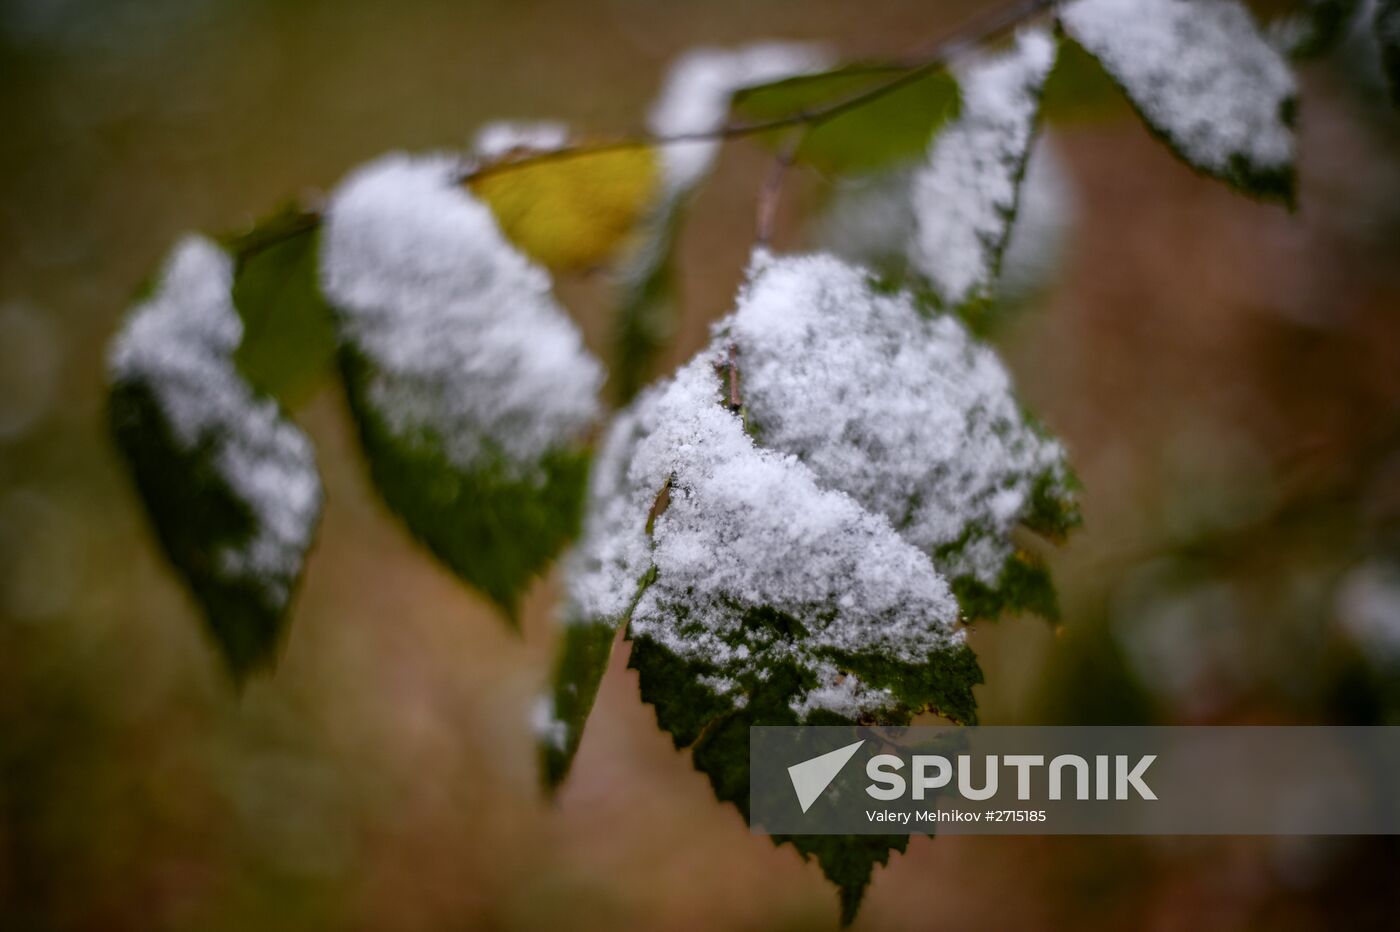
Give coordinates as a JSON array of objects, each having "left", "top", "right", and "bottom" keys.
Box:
[
  {"left": 236, "top": 0, "right": 1057, "bottom": 250},
  {"left": 461, "top": 0, "right": 1058, "bottom": 183},
  {"left": 715, "top": 343, "right": 743, "bottom": 412},
  {"left": 221, "top": 207, "right": 321, "bottom": 266},
  {"left": 902, "top": 0, "right": 1058, "bottom": 63},
  {"left": 755, "top": 134, "right": 801, "bottom": 246}
]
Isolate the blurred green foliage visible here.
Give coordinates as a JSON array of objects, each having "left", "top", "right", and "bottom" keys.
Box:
[{"left": 734, "top": 65, "right": 960, "bottom": 174}]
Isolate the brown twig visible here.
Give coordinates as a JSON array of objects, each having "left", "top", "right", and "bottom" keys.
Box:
[
  {"left": 236, "top": 0, "right": 1058, "bottom": 250},
  {"left": 715, "top": 343, "right": 743, "bottom": 412},
  {"left": 460, "top": 0, "right": 1057, "bottom": 184},
  {"left": 755, "top": 135, "right": 801, "bottom": 246}
]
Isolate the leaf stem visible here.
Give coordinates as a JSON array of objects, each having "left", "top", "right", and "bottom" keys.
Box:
[
  {"left": 715, "top": 343, "right": 743, "bottom": 412},
  {"left": 754, "top": 135, "right": 800, "bottom": 246}
]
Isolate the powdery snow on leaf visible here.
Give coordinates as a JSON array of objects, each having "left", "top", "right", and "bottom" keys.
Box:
[
  {"left": 108, "top": 235, "right": 323, "bottom": 679},
  {"left": 625, "top": 355, "right": 974, "bottom": 723},
  {"left": 908, "top": 27, "right": 1058, "bottom": 308},
  {"left": 1059, "top": 0, "right": 1298, "bottom": 202},
  {"left": 621, "top": 354, "right": 979, "bottom": 923},
  {"left": 813, "top": 133, "right": 1076, "bottom": 324},
  {"left": 725, "top": 251, "right": 1079, "bottom": 620},
  {"left": 320, "top": 153, "right": 603, "bottom": 619},
  {"left": 542, "top": 250, "right": 1082, "bottom": 921}
]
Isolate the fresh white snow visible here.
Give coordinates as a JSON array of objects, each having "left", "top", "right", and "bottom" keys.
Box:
[
  {"left": 1060, "top": 0, "right": 1296, "bottom": 185},
  {"left": 624, "top": 353, "right": 965, "bottom": 719},
  {"left": 564, "top": 249, "right": 1075, "bottom": 717},
  {"left": 722, "top": 251, "right": 1070, "bottom": 586},
  {"left": 108, "top": 235, "right": 322, "bottom": 607},
  {"left": 319, "top": 153, "right": 603, "bottom": 472},
  {"left": 560, "top": 387, "right": 662, "bottom": 626},
  {"left": 908, "top": 27, "right": 1058, "bottom": 308}
]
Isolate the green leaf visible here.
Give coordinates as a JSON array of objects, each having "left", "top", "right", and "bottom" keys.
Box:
[
  {"left": 1059, "top": 0, "right": 1298, "bottom": 203},
  {"left": 905, "top": 28, "right": 1058, "bottom": 311},
  {"left": 320, "top": 154, "right": 605, "bottom": 623},
  {"left": 1379, "top": 0, "right": 1400, "bottom": 107},
  {"left": 225, "top": 206, "right": 338, "bottom": 408},
  {"left": 598, "top": 352, "right": 979, "bottom": 924},
  {"left": 946, "top": 548, "right": 1060, "bottom": 622},
  {"left": 733, "top": 65, "right": 961, "bottom": 174},
  {"left": 933, "top": 459, "right": 1083, "bottom": 623},
  {"left": 629, "top": 631, "right": 978, "bottom": 923},
  {"left": 108, "top": 237, "right": 323, "bottom": 681},
  {"left": 538, "top": 622, "right": 620, "bottom": 789},
  {"left": 539, "top": 566, "right": 655, "bottom": 791},
  {"left": 553, "top": 252, "right": 1079, "bottom": 922},
  {"left": 340, "top": 347, "right": 591, "bottom": 622}
]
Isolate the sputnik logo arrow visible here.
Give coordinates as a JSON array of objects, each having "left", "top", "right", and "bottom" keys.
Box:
[{"left": 787, "top": 739, "right": 865, "bottom": 813}]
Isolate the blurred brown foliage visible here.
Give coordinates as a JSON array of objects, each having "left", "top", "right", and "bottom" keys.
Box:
[{"left": 2, "top": 1, "right": 1399, "bottom": 930}]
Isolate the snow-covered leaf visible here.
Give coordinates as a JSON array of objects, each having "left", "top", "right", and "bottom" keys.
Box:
[
  {"left": 1059, "top": 0, "right": 1299, "bottom": 202},
  {"left": 469, "top": 142, "right": 659, "bottom": 271},
  {"left": 723, "top": 251, "right": 1079, "bottom": 618},
  {"left": 225, "top": 205, "right": 337, "bottom": 408},
  {"left": 622, "top": 354, "right": 979, "bottom": 723},
  {"left": 621, "top": 353, "right": 980, "bottom": 921},
  {"left": 907, "top": 27, "right": 1058, "bottom": 310},
  {"left": 732, "top": 64, "right": 961, "bottom": 174},
  {"left": 812, "top": 31, "right": 1074, "bottom": 326},
  {"left": 608, "top": 42, "right": 831, "bottom": 403},
  {"left": 814, "top": 116, "right": 1077, "bottom": 335},
  {"left": 546, "top": 250, "right": 1078, "bottom": 920},
  {"left": 108, "top": 236, "right": 323, "bottom": 680},
  {"left": 320, "top": 154, "right": 604, "bottom": 621}
]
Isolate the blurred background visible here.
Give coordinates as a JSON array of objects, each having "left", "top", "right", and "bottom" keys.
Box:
[{"left": 3, "top": 0, "right": 1400, "bottom": 929}]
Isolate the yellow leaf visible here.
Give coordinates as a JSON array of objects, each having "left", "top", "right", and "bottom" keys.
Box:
[{"left": 469, "top": 144, "right": 659, "bottom": 271}]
